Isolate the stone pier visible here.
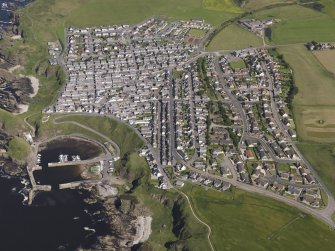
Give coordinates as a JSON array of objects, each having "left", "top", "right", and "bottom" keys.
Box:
[{"left": 27, "top": 165, "right": 52, "bottom": 205}]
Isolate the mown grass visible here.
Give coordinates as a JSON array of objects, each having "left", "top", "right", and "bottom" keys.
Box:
[
  {"left": 206, "top": 23, "right": 263, "bottom": 51},
  {"left": 188, "top": 28, "right": 207, "bottom": 37},
  {"left": 184, "top": 183, "right": 335, "bottom": 251},
  {"left": 229, "top": 59, "right": 247, "bottom": 69},
  {"left": 7, "top": 137, "right": 32, "bottom": 164}
]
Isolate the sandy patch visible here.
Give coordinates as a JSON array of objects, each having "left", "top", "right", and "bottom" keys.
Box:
[
  {"left": 133, "top": 216, "right": 152, "bottom": 245},
  {"left": 27, "top": 75, "right": 39, "bottom": 98},
  {"left": 14, "top": 75, "right": 40, "bottom": 114},
  {"left": 16, "top": 104, "right": 29, "bottom": 114},
  {"left": 11, "top": 35, "right": 22, "bottom": 40},
  {"left": 8, "top": 65, "right": 23, "bottom": 73}
]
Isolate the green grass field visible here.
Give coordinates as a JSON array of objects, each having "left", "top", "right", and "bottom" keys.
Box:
[
  {"left": 251, "top": 5, "right": 335, "bottom": 44},
  {"left": 184, "top": 184, "right": 335, "bottom": 251},
  {"left": 229, "top": 59, "right": 247, "bottom": 69},
  {"left": 242, "top": 0, "right": 295, "bottom": 10},
  {"left": 202, "top": 0, "right": 242, "bottom": 13},
  {"left": 206, "top": 23, "right": 263, "bottom": 51},
  {"left": 188, "top": 28, "right": 207, "bottom": 37},
  {"left": 277, "top": 163, "right": 290, "bottom": 172},
  {"left": 7, "top": 137, "right": 32, "bottom": 164}
]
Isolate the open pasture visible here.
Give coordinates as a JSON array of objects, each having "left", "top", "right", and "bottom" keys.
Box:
[
  {"left": 242, "top": 0, "right": 295, "bottom": 10},
  {"left": 251, "top": 5, "right": 335, "bottom": 44},
  {"left": 278, "top": 45, "right": 335, "bottom": 107},
  {"left": 313, "top": 50, "right": 335, "bottom": 75},
  {"left": 202, "top": 0, "right": 242, "bottom": 13},
  {"left": 184, "top": 184, "right": 335, "bottom": 251}
]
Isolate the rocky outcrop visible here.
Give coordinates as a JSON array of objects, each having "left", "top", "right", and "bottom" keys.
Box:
[
  {"left": 78, "top": 185, "right": 152, "bottom": 251},
  {"left": 0, "top": 75, "right": 34, "bottom": 113}
]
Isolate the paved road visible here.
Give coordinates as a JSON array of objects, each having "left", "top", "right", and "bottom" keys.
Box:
[
  {"left": 187, "top": 165, "right": 335, "bottom": 227},
  {"left": 214, "top": 56, "right": 248, "bottom": 147}
]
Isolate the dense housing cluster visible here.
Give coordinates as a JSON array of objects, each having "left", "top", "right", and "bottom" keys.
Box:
[{"left": 51, "top": 19, "right": 324, "bottom": 208}]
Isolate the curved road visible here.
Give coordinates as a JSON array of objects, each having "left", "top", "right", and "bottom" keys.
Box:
[
  {"left": 52, "top": 115, "right": 120, "bottom": 157},
  {"left": 49, "top": 111, "right": 335, "bottom": 227}
]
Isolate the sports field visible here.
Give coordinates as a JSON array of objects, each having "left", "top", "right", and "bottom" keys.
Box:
[
  {"left": 313, "top": 50, "right": 335, "bottom": 75},
  {"left": 206, "top": 24, "right": 263, "bottom": 51},
  {"left": 184, "top": 184, "right": 335, "bottom": 251}
]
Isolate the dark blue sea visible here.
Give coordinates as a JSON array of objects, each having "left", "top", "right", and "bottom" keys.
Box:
[
  {"left": 0, "top": 175, "right": 109, "bottom": 251},
  {"left": 0, "top": 137, "right": 111, "bottom": 250},
  {"left": 0, "top": 0, "right": 32, "bottom": 25}
]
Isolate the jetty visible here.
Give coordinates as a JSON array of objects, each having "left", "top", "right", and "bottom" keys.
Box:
[
  {"left": 48, "top": 156, "right": 108, "bottom": 168},
  {"left": 27, "top": 165, "right": 52, "bottom": 205}
]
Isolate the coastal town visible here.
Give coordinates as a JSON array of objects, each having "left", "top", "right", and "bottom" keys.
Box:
[
  {"left": 47, "top": 17, "right": 327, "bottom": 210},
  {"left": 3, "top": 0, "right": 335, "bottom": 249}
]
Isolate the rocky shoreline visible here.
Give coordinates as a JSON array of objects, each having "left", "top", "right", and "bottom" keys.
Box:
[
  {"left": 0, "top": 140, "right": 153, "bottom": 250},
  {"left": 77, "top": 182, "right": 152, "bottom": 251}
]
